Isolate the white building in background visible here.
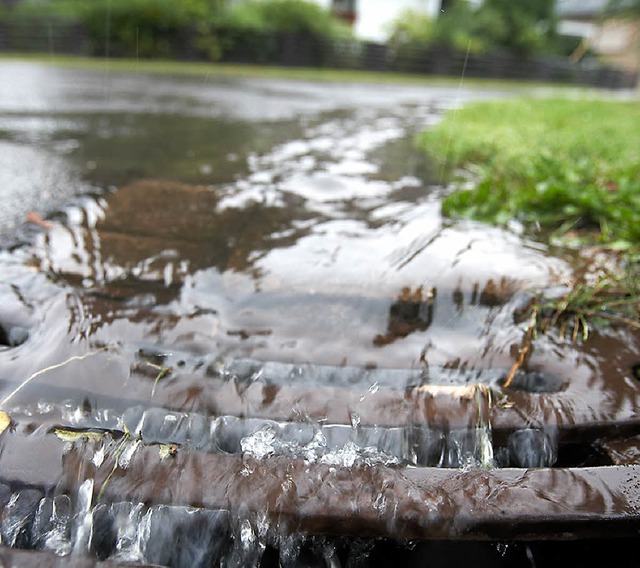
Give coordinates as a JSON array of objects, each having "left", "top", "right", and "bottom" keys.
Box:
[
  {"left": 313, "top": 0, "right": 446, "bottom": 42},
  {"left": 356, "top": 0, "right": 445, "bottom": 41}
]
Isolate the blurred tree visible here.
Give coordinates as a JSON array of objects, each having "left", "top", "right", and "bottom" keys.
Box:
[
  {"left": 386, "top": 0, "right": 559, "bottom": 55},
  {"left": 221, "top": 0, "right": 352, "bottom": 37},
  {"left": 477, "top": 0, "right": 559, "bottom": 55},
  {"left": 79, "top": 0, "right": 227, "bottom": 58},
  {"left": 216, "top": 0, "right": 353, "bottom": 63},
  {"left": 432, "top": 0, "right": 506, "bottom": 53},
  {"left": 387, "top": 9, "right": 434, "bottom": 47}
]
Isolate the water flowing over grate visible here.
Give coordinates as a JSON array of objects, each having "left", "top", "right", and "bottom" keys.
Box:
[
  {"left": 1, "top": 356, "right": 640, "bottom": 566},
  {"left": 1, "top": 65, "right": 640, "bottom": 567}
]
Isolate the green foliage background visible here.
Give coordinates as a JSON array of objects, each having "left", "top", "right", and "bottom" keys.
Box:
[
  {"left": 388, "top": 0, "right": 562, "bottom": 56},
  {"left": 0, "top": 0, "right": 352, "bottom": 59},
  {"left": 2, "top": 0, "right": 580, "bottom": 59}
]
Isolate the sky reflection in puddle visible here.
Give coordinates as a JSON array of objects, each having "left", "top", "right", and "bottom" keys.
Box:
[{"left": 23, "top": 102, "right": 569, "bottom": 375}]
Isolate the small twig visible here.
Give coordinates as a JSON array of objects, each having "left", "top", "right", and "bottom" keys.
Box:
[
  {"left": 571, "top": 314, "right": 580, "bottom": 343},
  {"left": 0, "top": 348, "right": 109, "bottom": 408},
  {"left": 503, "top": 344, "right": 530, "bottom": 389},
  {"left": 96, "top": 433, "right": 130, "bottom": 502},
  {"left": 145, "top": 363, "right": 172, "bottom": 398},
  {"left": 503, "top": 306, "right": 537, "bottom": 389},
  {"left": 579, "top": 314, "right": 589, "bottom": 341}
]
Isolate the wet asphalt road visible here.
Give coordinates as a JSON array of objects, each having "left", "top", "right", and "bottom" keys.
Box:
[{"left": 0, "top": 60, "right": 503, "bottom": 245}]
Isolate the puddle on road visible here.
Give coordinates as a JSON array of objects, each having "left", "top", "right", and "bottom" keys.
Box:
[
  {"left": 1, "top": 67, "right": 640, "bottom": 566},
  {"left": 5, "top": 103, "right": 574, "bottom": 374}
]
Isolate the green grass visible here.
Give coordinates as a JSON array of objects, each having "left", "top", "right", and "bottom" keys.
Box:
[
  {"left": 418, "top": 97, "right": 640, "bottom": 248},
  {"left": 0, "top": 53, "right": 592, "bottom": 90}
]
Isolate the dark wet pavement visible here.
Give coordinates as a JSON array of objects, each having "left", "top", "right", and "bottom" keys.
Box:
[{"left": 1, "top": 61, "right": 640, "bottom": 565}]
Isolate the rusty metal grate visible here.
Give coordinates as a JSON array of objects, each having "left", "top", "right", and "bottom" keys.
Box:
[{"left": 1, "top": 356, "right": 640, "bottom": 567}]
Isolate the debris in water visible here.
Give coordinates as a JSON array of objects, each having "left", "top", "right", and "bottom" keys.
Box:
[
  {"left": 0, "top": 348, "right": 110, "bottom": 408},
  {"left": 147, "top": 363, "right": 173, "bottom": 397},
  {"left": 26, "top": 211, "right": 53, "bottom": 231},
  {"left": 412, "top": 384, "right": 478, "bottom": 398},
  {"left": 0, "top": 411, "right": 10, "bottom": 435},
  {"left": 54, "top": 428, "right": 104, "bottom": 444},
  {"left": 159, "top": 443, "right": 179, "bottom": 461}
]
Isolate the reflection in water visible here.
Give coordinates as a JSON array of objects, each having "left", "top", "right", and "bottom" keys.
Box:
[
  {"left": 374, "top": 286, "right": 435, "bottom": 347},
  {"left": 85, "top": 178, "right": 308, "bottom": 282},
  {"left": 25, "top": 101, "right": 574, "bottom": 371}
]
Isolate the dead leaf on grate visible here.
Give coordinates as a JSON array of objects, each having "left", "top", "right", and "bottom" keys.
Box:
[
  {"left": 54, "top": 428, "right": 104, "bottom": 443},
  {"left": 0, "top": 411, "right": 10, "bottom": 436}
]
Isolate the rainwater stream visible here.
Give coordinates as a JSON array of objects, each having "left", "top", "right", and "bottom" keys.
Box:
[{"left": 1, "top": 62, "right": 640, "bottom": 566}]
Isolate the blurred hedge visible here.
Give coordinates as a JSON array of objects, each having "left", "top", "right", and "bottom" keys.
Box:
[{"left": 0, "top": 0, "right": 352, "bottom": 60}]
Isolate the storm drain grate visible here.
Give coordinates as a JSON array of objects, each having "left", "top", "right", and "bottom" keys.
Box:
[{"left": 1, "top": 359, "right": 640, "bottom": 566}]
